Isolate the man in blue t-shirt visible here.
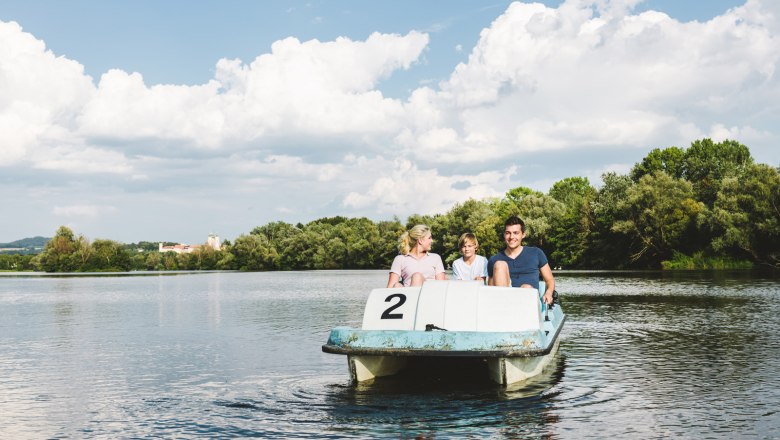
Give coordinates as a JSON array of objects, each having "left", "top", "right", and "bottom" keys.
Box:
[{"left": 488, "top": 215, "right": 555, "bottom": 305}]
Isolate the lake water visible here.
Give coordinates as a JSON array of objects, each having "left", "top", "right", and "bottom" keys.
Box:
[{"left": 0, "top": 270, "right": 778, "bottom": 438}]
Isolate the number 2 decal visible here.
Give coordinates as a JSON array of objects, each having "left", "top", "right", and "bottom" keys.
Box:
[{"left": 381, "top": 293, "right": 407, "bottom": 319}]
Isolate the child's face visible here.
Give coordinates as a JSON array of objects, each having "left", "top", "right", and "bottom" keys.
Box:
[{"left": 460, "top": 240, "right": 477, "bottom": 258}]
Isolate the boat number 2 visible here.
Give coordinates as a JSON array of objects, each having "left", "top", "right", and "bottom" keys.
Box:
[{"left": 381, "top": 293, "right": 406, "bottom": 319}]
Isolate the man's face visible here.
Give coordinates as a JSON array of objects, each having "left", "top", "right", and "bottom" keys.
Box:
[{"left": 503, "top": 224, "right": 525, "bottom": 250}]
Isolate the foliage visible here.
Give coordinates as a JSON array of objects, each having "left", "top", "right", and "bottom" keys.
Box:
[
  {"left": 661, "top": 252, "right": 753, "bottom": 270},
  {"left": 612, "top": 171, "right": 705, "bottom": 266},
  {"left": 547, "top": 177, "right": 597, "bottom": 268},
  {"left": 630, "top": 146, "right": 686, "bottom": 181},
  {"left": 699, "top": 163, "right": 780, "bottom": 268},
  {"left": 31, "top": 226, "right": 79, "bottom": 272},
  {"left": 587, "top": 172, "right": 636, "bottom": 268},
  {"left": 9, "top": 138, "right": 777, "bottom": 273},
  {"left": 682, "top": 138, "right": 753, "bottom": 207},
  {"left": 88, "top": 239, "right": 132, "bottom": 271},
  {"left": 0, "top": 254, "right": 35, "bottom": 271},
  {"left": 232, "top": 233, "right": 279, "bottom": 270}
]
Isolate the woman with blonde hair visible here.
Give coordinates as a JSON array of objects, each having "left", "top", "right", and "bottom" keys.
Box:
[{"left": 387, "top": 224, "right": 446, "bottom": 288}]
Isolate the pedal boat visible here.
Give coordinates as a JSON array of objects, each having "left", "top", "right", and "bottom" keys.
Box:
[{"left": 322, "top": 280, "right": 565, "bottom": 386}]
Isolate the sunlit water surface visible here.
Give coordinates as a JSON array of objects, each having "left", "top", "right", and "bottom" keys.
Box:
[{"left": 0, "top": 270, "right": 778, "bottom": 438}]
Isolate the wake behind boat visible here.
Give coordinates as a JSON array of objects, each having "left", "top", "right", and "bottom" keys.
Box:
[{"left": 322, "top": 279, "right": 565, "bottom": 386}]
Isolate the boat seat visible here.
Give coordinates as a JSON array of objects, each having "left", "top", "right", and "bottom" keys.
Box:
[{"left": 361, "top": 280, "right": 542, "bottom": 332}]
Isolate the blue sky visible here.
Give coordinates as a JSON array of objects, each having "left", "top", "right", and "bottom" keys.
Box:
[{"left": 0, "top": 0, "right": 777, "bottom": 244}]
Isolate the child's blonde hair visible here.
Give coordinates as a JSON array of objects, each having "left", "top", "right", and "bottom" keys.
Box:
[
  {"left": 457, "top": 232, "right": 479, "bottom": 250},
  {"left": 399, "top": 224, "right": 431, "bottom": 255}
]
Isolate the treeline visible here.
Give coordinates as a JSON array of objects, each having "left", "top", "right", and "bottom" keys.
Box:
[{"left": 3, "top": 138, "right": 777, "bottom": 273}]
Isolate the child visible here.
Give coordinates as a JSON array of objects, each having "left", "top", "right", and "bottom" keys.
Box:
[{"left": 451, "top": 232, "right": 488, "bottom": 282}]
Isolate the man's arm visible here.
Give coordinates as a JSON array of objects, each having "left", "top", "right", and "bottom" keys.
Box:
[{"left": 539, "top": 263, "right": 555, "bottom": 305}]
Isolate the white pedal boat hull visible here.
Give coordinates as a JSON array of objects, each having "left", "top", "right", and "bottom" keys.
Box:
[{"left": 323, "top": 280, "right": 565, "bottom": 386}]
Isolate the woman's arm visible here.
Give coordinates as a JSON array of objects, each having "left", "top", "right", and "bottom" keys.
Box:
[
  {"left": 387, "top": 272, "right": 401, "bottom": 288},
  {"left": 433, "top": 254, "right": 447, "bottom": 281}
]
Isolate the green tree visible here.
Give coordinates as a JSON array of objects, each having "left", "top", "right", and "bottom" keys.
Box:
[
  {"left": 129, "top": 253, "right": 146, "bottom": 271},
  {"left": 702, "top": 163, "right": 780, "bottom": 267},
  {"left": 589, "top": 172, "right": 635, "bottom": 268},
  {"left": 0, "top": 254, "right": 35, "bottom": 271},
  {"left": 333, "top": 217, "right": 386, "bottom": 268},
  {"left": 505, "top": 186, "right": 543, "bottom": 207},
  {"left": 162, "top": 252, "right": 178, "bottom": 270},
  {"left": 683, "top": 138, "right": 753, "bottom": 207},
  {"left": 377, "top": 218, "right": 405, "bottom": 266},
  {"left": 232, "top": 233, "right": 279, "bottom": 270},
  {"left": 252, "top": 221, "right": 300, "bottom": 243},
  {"left": 612, "top": 171, "right": 705, "bottom": 266},
  {"left": 88, "top": 239, "right": 132, "bottom": 271},
  {"left": 145, "top": 252, "right": 163, "bottom": 270},
  {"left": 216, "top": 251, "right": 235, "bottom": 270},
  {"left": 126, "top": 241, "right": 160, "bottom": 252},
  {"left": 191, "top": 245, "right": 220, "bottom": 270},
  {"left": 73, "top": 234, "right": 93, "bottom": 268},
  {"left": 548, "top": 177, "right": 597, "bottom": 268},
  {"left": 32, "top": 226, "right": 78, "bottom": 272},
  {"left": 176, "top": 252, "right": 196, "bottom": 270},
  {"left": 630, "top": 146, "right": 686, "bottom": 181}
]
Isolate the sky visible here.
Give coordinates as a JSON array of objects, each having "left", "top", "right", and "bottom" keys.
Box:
[{"left": 1, "top": 0, "right": 778, "bottom": 244}]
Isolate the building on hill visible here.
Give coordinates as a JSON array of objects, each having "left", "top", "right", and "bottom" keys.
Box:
[
  {"left": 159, "top": 234, "right": 220, "bottom": 254},
  {"left": 207, "top": 233, "right": 221, "bottom": 251}
]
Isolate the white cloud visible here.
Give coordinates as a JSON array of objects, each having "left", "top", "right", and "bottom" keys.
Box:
[
  {"left": 78, "top": 70, "right": 227, "bottom": 148},
  {"left": 343, "top": 158, "right": 514, "bottom": 216},
  {"left": 232, "top": 154, "right": 343, "bottom": 184},
  {"left": 398, "top": 0, "right": 780, "bottom": 163},
  {"left": 1, "top": 0, "right": 779, "bottom": 242},
  {"left": 0, "top": 21, "right": 95, "bottom": 165},
  {"left": 53, "top": 204, "right": 118, "bottom": 219},
  {"left": 212, "top": 31, "right": 428, "bottom": 140},
  {"left": 2, "top": 23, "right": 430, "bottom": 168},
  {"left": 32, "top": 145, "right": 132, "bottom": 174}
]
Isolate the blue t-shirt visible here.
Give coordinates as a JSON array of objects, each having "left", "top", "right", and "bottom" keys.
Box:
[{"left": 487, "top": 247, "right": 548, "bottom": 289}]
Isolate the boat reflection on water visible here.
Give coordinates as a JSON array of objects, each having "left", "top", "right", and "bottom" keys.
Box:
[
  {"left": 321, "top": 350, "right": 567, "bottom": 437},
  {"left": 344, "top": 349, "right": 567, "bottom": 400}
]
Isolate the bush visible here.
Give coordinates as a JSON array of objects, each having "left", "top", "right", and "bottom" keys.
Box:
[{"left": 661, "top": 252, "right": 753, "bottom": 270}]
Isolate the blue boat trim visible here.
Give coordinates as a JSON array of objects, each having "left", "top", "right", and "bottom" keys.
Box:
[{"left": 322, "top": 314, "right": 566, "bottom": 358}]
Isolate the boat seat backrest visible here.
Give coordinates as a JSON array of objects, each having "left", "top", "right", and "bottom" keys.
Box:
[
  {"left": 474, "top": 286, "right": 541, "bottom": 332},
  {"left": 361, "top": 280, "right": 541, "bottom": 332},
  {"left": 361, "top": 286, "right": 422, "bottom": 330}
]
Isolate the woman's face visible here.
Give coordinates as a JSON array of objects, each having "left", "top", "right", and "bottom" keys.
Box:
[{"left": 418, "top": 233, "right": 433, "bottom": 251}]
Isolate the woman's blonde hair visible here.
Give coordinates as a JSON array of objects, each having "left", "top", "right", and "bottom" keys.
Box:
[{"left": 398, "top": 224, "right": 431, "bottom": 255}]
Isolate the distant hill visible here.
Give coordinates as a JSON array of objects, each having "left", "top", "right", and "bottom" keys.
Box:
[{"left": 0, "top": 236, "right": 50, "bottom": 254}]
